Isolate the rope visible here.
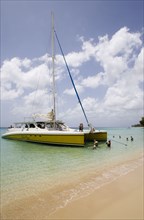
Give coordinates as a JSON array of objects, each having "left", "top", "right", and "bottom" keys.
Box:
[
  {"left": 111, "top": 139, "right": 127, "bottom": 146},
  {"left": 54, "top": 29, "right": 90, "bottom": 128}
]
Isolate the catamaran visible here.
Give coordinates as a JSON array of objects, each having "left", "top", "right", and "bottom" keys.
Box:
[{"left": 2, "top": 14, "right": 107, "bottom": 146}]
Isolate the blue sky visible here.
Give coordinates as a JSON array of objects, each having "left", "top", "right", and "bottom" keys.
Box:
[{"left": 1, "top": 0, "right": 144, "bottom": 127}]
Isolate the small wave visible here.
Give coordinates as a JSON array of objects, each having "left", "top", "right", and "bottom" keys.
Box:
[{"left": 49, "top": 156, "right": 143, "bottom": 216}]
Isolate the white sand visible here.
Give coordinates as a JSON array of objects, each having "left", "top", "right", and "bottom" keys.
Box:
[{"left": 50, "top": 165, "right": 144, "bottom": 220}]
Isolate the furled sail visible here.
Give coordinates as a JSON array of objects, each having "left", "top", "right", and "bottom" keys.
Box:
[{"left": 32, "top": 110, "right": 54, "bottom": 121}]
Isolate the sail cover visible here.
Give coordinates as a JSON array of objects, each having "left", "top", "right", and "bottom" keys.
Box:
[{"left": 32, "top": 110, "right": 54, "bottom": 121}]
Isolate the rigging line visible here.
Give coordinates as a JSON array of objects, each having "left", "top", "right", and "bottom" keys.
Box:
[
  {"left": 30, "top": 31, "right": 52, "bottom": 116},
  {"left": 54, "top": 29, "right": 90, "bottom": 128},
  {"left": 111, "top": 139, "right": 127, "bottom": 146},
  {"left": 31, "top": 71, "right": 41, "bottom": 115}
]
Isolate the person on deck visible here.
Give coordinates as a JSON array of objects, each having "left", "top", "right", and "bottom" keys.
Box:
[{"left": 79, "top": 123, "right": 83, "bottom": 132}]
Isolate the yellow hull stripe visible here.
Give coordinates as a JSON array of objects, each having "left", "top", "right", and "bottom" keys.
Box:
[{"left": 3, "top": 133, "right": 84, "bottom": 146}]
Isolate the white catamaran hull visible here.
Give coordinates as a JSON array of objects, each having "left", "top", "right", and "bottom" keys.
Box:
[
  {"left": 2, "top": 129, "right": 107, "bottom": 146},
  {"left": 2, "top": 130, "right": 85, "bottom": 146}
]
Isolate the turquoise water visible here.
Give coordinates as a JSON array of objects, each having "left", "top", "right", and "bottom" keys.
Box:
[{"left": 1, "top": 127, "right": 143, "bottom": 217}]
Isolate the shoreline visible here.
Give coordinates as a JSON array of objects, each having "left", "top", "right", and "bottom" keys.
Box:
[
  {"left": 50, "top": 164, "right": 144, "bottom": 220},
  {"left": 1, "top": 153, "right": 143, "bottom": 219},
  {"left": 1, "top": 164, "right": 143, "bottom": 220}
]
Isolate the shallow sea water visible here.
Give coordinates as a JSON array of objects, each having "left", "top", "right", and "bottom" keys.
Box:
[{"left": 1, "top": 127, "right": 143, "bottom": 217}]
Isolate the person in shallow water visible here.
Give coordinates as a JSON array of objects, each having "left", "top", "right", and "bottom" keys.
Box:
[
  {"left": 131, "top": 136, "right": 134, "bottom": 141},
  {"left": 93, "top": 139, "right": 98, "bottom": 149},
  {"left": 106, "top": 140, "right": 111, "bottom": 147}
]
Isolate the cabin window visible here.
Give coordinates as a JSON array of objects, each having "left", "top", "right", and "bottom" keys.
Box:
[
  {"left": 29, "top": 124, "right": 35, "bottom": 128},
  {"left": 36, "top": 122, "right": 44, "bottom": 128}
]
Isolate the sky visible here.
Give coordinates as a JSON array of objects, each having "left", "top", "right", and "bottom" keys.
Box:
[{"left": 1, "top": 0, "right": 144, "bottom": 127}]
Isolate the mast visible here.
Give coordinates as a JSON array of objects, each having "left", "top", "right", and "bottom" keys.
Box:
[{"left": 51, "top": 12, "right": 56, "bottom": 127}]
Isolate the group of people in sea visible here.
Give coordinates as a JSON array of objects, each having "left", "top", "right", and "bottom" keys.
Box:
[
  {"left": 93, "top": 139, "right": 111, "bottom": 150},
  {"left": 128, "top": 136, "right": 134, "bottom": 141},
  {"left": 113, "top": 135, "right": 134, "bottom": 141},
  {"left": 78, "top": 123, "right": 134, "bottom": 150},
  {"left": 93, "top": 134, "right": 134, "bottom": 150}
]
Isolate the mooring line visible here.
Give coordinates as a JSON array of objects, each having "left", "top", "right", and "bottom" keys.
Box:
[{"left": 111, "top": 139, "right": 127, "bottom": 146}]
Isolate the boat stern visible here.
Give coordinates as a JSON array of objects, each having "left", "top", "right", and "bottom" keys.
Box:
[{"left": 84, "top": 130, "right": 107, "bottom": 142}]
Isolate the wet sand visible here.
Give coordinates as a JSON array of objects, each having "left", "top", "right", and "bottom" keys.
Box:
[
  {"left": 1, "top": 164, "right": 143, "bottom": 219},
  {"left": 50, "top": 165, "right": 144, "bottom": 220}
]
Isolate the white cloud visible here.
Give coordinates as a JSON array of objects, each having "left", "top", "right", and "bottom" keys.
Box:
[
  {"left": 81, "top": 72, "right": 105, "bottom": 88},
  {"left": 1, "top": 27, "right": 143, "bottom": 126},
  {"left": 133, "top": 47, "right": 143, "bottom": 82},
  {"left": 11, "top": 89, "right": 52, "bottom": 116},
  {"left": 92, "top": 44, "right": 143, "bottom": 123},
  {"left": 1, "top": 86, "right": 24, "bottom": 100},
  {"left": 64, "top": 84, "right": 84, "bottom": 95},
  {"left": 1, "top": 57, "right": 53, "bottom": 100},
  {"left": 21, "top": 63, "right": 50, "bottom": 89},
  {"left": 65, "top": 38, "right": 95, "bottom": 68},
  {"left": 62, "top": 28, "right": 143, "bottom": 126},
  {"left": 94, "top": 28, "right": 141, "bottom": 84},
  {"left": 105, "top": 27, "right": 141, "bottom": 57},
  {"left": 21, "top": 58, "right": 32, "bottom": 68}
]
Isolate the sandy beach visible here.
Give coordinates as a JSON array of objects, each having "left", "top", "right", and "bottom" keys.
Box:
[
  {"left": 1, "top": 162, "right": 143, "bottom": 220},
  {"left": 50, "top": 164, "right": 144, "bottom": 220}
]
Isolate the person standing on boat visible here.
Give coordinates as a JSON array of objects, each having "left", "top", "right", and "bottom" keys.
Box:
[
  {"left": 79, "top": 123, "right": 83, "bottom": 132},
  {"left": 90, "top": 127, "right": 95, "bottom": 133}
]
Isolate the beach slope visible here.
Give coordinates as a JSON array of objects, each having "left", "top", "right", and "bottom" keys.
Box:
[{"left": 50, "top": 165, "right": 143, "bottom": 220}]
